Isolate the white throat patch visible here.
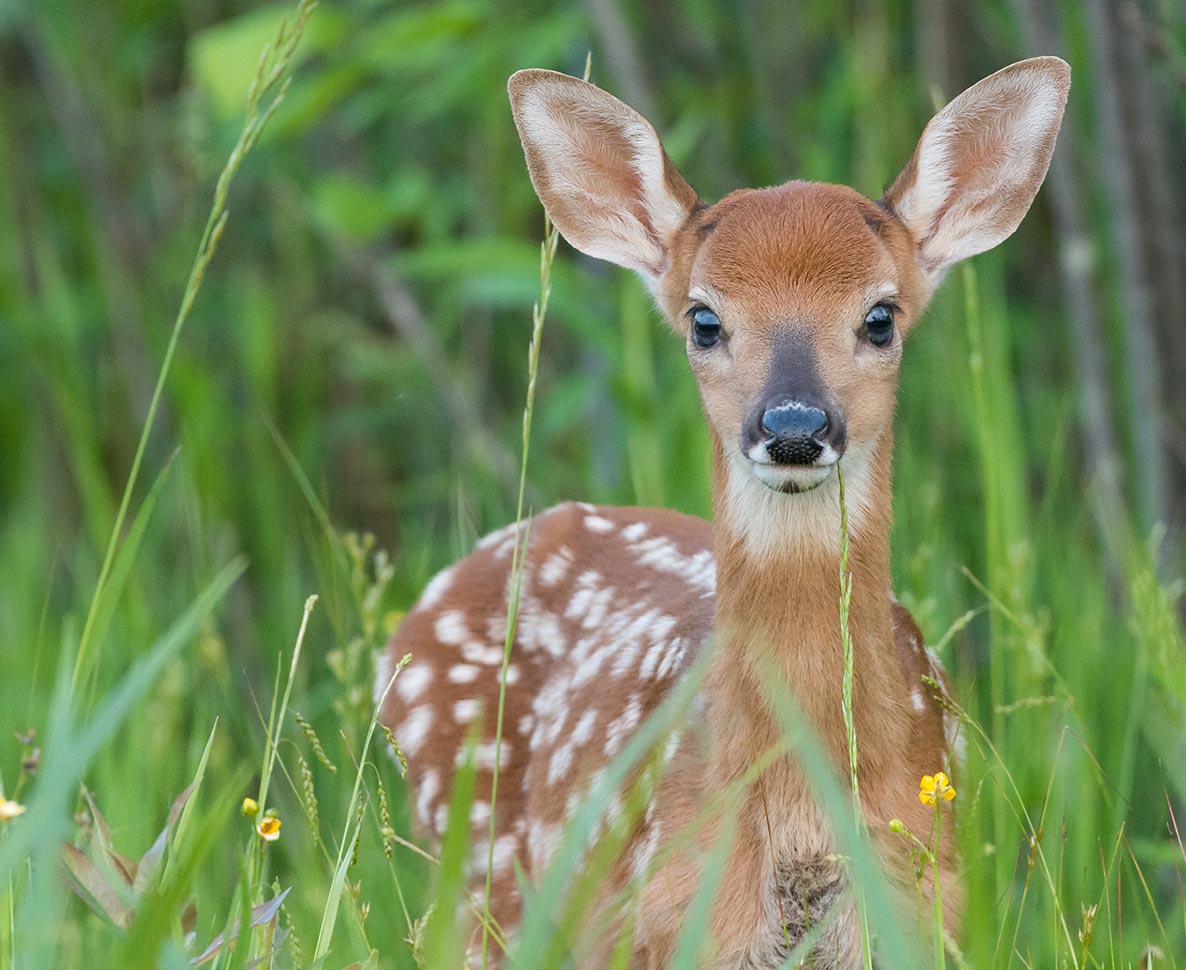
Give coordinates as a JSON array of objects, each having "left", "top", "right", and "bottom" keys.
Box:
[{"left": 721, "top": 437, "right": 881, "bottom": 560}]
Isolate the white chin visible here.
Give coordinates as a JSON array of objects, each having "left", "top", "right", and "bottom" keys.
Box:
[{"left": 751, "top": 463, "right": 834, "bottom": 493}]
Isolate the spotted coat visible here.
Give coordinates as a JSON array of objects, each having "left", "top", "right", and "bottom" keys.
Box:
[{"left": 376, "top": 502, "right": 953, "bottom": 960}]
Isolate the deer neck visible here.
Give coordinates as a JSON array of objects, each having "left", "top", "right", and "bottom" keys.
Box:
[{"left": 704, "top": 432, "right": 911, "bottom": 790}]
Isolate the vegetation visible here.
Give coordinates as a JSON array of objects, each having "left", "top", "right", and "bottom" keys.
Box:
[{"left": 0, "top": 0, "right": 1184, "bottom": 966}]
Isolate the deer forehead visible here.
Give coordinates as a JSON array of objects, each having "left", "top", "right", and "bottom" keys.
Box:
[{"left": 668, "top": 182, "right": 924, "bottom": 329}]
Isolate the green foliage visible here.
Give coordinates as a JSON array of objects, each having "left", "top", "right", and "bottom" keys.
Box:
[{"left": 0, "top": 0, "right": 1184, "bottom": 966}]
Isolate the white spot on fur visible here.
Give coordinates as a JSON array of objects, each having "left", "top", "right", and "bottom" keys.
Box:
[
  {"left": 606, "top": 792, "right": 625, "bottom": 833},
  {"left": 470, "top": 834, "right": 518, "bottom": 875},
  {"left": 396, "top": 706, "right": 433, "bottom": 757},
  {"left": 449, "top": 664, "right": 480, "bottom": 683},
  {"left": 539, "top": 546, "right": 574, "bottom": 587},
  {"left": 531, "top": 610, "right": 567, "bottom": 658},
  {"left": 528, "top": 819, "right": 562, "bottom": 871},
  {"left": 548, "top": 741, "right": 575, "bottom": 785},
  {"left": 372, "top": 650, "right": 394, "bottom": 707},
  {"left": 605, "top": 694, "right": 642, "bottom": 756},
  {"left": 572, "top": 709, "right": 598, "bottom": 746},
  {"left": 458, "top": 741, "right": 508, "bottom": 770},
  {"left": 911, "top": 689, "right": 925, "bottom": 713},
  {"left": 621, "top": 521, "right": 648, "bottom": 541},
  {"left": 611, "top": 640, "right": 642, "bottom": 677},
  {"left": 565, "top": 571, "right": 603, "bottom": 621},
  {"left": 585, "top": 514, "right": 614, "bottom": 533},
  {"left": 454, "top": 698, "right": 482, "bottom": 723},
  {"left": 581, "top": 586, "right": 615, "bottom": 630},
  {"left": 656, "top": 639, "right": 687, "bottom": 679},
  {"left": 630, "top": 821, "right": 661, "bottom": 881},
  {"left": 418, "top": 565, "right": 456, "bottom": 611},
  {"left": 415, "top": 769, "right": 439, "bottom": 829},
  {"left": 469, "top": 801, "right": 491, "bottom": 827},
  {"left": 640, "top": 639, "right": 667, "bottom": 680},
  {"left": 462, "top": 641, "right": 505, "bottom": 666},
  {"left": 396, "top": 663, "right": 432, "bottom": 703},
  {"left": 628, "top": 536, "right": 715, "bottom": 594},
  {"left": 925, "top": 646, "right": 943, "bottom": 675},
  {"left": 662, "top": 728, "right": 682, "bottom": 765},
  {"left": 435, "top": 610, "right": 469, "bottom": 645},
  {"left": 474, "top": 517, "right": 517, "bottom": 547},
  {"left": 485, "top": 612, "right": 508, "bottom": 644}
]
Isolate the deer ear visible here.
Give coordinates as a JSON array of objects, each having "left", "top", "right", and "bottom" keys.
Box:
[
  {"left": 883, "top": 57, "right": 1070, "bottom": 283},
  {"left": 508, "top": 69, "right": 699, "bottom": 285}
]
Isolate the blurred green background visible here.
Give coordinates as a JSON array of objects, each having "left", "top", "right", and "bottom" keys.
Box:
[{"left": 1, "top": 0, "right": 1185, "bottom": 966}]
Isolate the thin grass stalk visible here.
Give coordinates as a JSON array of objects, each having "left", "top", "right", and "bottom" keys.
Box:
[
  {"left": 313, "top": 658, "right": 409, "bottom": 960},
  {"left": 926, "top": 681, "right": 1082, "bottom": 964},
  {"left": 3, "top": 873, "right": 12, "bottom": 970},
  {"left": 1122, "top": 835, "right": 1180, "bottom": 968},
  {"left": 68, "top": 0, "right": 317, "bottom": 699},
  {"left": 837, "top": 465, "right": 873, "bottom": 968},
  {"left": 481, "top": 214, "right": 559, "bottom": 968},
  {"left": 578, "top": 732, "right": 784, "bottom": 954},
  {"left": 931, "top": 803, "right": 945, "bottom": 970},
  {"left": 670, "top": 816, "right": 737, "bottom": 966},
  {"left": 960, "top": 262, "right": 1013, "bottom": 904},
  {"left": 257, "top": 595, "right": 317, "bottom": 820},
  {"left": 756, "top": 663, "right": 913, "bottom": 963},
  {"left": 759, "top": 779, "right": 792, "bottom": 952}
]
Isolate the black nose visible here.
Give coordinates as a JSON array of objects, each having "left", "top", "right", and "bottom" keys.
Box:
[
  {"left": 761, "top": 404, "right": 828, "bottom": 440},
  {"left": 760, "top": 403, "right": 828, "bottom": 465}
]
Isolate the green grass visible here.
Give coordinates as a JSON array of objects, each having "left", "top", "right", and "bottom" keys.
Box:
[{"left": 1, "top": 0, "right": 1185, "bottom": 966}]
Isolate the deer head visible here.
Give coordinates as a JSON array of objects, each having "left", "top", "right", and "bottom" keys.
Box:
[{"left": 509, "top": 60, "right": 1069, "bottom": 557}]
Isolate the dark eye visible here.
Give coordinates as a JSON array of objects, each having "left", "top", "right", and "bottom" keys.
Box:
[
  {"left": 691, "top": 306, "right": 722, "bottom": 348},
  {"left": 864, "top": 303, "right": 895, "bottom": 347}
]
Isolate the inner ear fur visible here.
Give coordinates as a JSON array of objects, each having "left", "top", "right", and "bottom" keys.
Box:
[
  {"left": 508, "top": 69, "right": 699, "bottom": 283},
  {"left": 882, "top": 56, "right": 1071, "bottom": 280}
]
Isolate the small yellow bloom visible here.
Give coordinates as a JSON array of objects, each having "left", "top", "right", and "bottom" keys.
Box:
[
  {"left": 0, "top": 796, "right": 26, "bottom": 821},
  {"left": 242, "top": 797, "right": 259, "bottom": 817},
  {"left": 919, "top": 771, "right": 956, "bottom": 806},
  {"left": 257, "top": 815, "right": 282, "bottom": 842}
]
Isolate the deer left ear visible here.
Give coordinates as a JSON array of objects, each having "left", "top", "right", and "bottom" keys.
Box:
[
  {"left": 508, "top": 69, "right": 699, "bottom": 288},
  {"left": 883, "top": 57, "right": 1070, "bottom": 284}
]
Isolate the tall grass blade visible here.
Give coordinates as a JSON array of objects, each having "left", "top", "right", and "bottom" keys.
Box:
[{"left": 69, "top": 0, "right": 317, "bottom": 698}]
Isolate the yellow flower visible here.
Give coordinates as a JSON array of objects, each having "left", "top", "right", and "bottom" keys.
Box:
[
  {"left": 257, "top": 815, "right": 282, "bottom": 842},
  {"left": 0, "top": 796, "right": 26, "bottom": 821},
  {"left": 242, "top": 797, "right": 259, "bottom": 817},
  {"left": 919, "top": 771, "right": 956, "bottom": 806}
]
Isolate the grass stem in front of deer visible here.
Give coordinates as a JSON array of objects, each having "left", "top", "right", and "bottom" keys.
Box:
[
  {"left": 837, "top": 464, "right": 874, "bottom": 968},
  {"left": 480, "top": 212, "right": 560, "bottom": 968}
]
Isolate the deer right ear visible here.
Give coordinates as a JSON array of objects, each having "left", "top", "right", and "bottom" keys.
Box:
[
  {"left": 883, "top": 57, "right": 1070, "bottom": 284},
  {"left": 508, "top": 69, "right": 699, "bottom": 286}
]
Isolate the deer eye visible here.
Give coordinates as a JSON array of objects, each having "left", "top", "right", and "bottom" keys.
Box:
[
  {"left": 864, "top": 303, "right": 896, "bottom": 347},
  {"left": 691, "top": 306, "right": 722, "bottom": 348}
]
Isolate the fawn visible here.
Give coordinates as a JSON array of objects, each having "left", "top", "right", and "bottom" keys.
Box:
[{"left": 378, "top": 57, "right": 1069, "bottom": 967}]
